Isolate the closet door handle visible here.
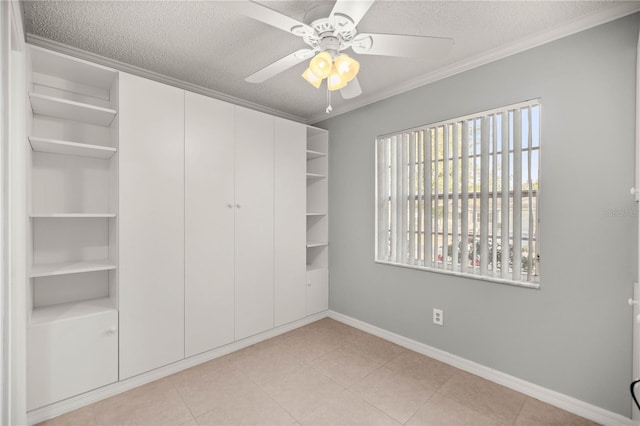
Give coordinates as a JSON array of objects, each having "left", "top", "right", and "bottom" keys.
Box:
[
  {"left": 227, "top": 203, "right": 234, "bottom": 208},
  {"left": 236, "top": 204, "right": 241, "bottom": 209}
]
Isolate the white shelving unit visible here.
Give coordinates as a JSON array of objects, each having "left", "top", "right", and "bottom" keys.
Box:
[
  {"left": 305, "top": 126, "right": 329, "bottom": 314},
  {"left": 30, "top": 296, "right": 116, "bottom": 325},
  {"left": 29, "top": 213, "right": 116, "bottom": 218},
  {"left": 28, "top": 92, "right": 117, "bottom": 126},
  {"left": 29, "top": 136, "right": 116, "bottom": 159},
  {"left": 26, "top": 45, "right": 119, "bottom": 411},
  {"left": 30, "top": 260, "right": 117, "bottom": 278}
]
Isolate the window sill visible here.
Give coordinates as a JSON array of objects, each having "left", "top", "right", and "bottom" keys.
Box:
[{"left": 374, "top": 260, "right": 541, "bottom": 290}]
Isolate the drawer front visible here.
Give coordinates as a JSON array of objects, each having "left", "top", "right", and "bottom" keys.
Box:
[{"left": 27, "top": 310, "right": 118, "bottom": 410}]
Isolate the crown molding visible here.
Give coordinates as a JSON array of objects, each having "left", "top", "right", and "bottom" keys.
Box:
[
  {"left": 308, "top": 2, "right": 640, "bottom": 124},
  {"left": 25, "top": 34, "right": 307, "bottom": 124}
]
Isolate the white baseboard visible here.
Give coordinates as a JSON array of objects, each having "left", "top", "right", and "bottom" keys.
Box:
[
  {"left": 328, "top": 310, "right": 635, "bottom": 426},
  {"left": 27, "top": 311, "right": 329, "bottom": 425}
]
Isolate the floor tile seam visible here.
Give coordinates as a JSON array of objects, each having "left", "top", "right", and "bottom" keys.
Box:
[
  {"left": 255, "top": 384, "right": 300, "bottom": 425},
  {"left": 433, "top": 390, "right": 514, "bottom": 426},
  {"left": 436, "top": 379, "right": 523, "bottom": 426},
  {"left": 449, "top": 369, "right": 530, "bottom": 425},
  {"left": 344, "top": 361, "right": 388, "bottom": 392},
  {"left": 358, "top": 394, "right": 404, "bottom": 425},
  {"left": 173, "top": 380, "right": 200, "bottom": 423},
  {"left": 512, "top": 395, "right": 530, "bottom": 425},
  {"left": 401, "top": 391, "right": 436, "bottom": 426}
]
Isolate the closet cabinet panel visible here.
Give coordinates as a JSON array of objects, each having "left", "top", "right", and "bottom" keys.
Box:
[
  {"left": 27, "top": 310, "right": 118, "bottom": 411},
  {"left": 185, "top": 91, "right": 235, "bottom": 356},
  {"left": 235, "top": 107, "right": 274, "bottom": 340},
  {"left": 274, "top": 118, "right": 307, "bottom": 326},
  {"left": 119, "top": 73, "right": 185, "bottom": 379}
]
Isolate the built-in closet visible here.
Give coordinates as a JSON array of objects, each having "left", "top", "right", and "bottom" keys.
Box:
[{"left": 25, "top": 45, "right": 329, "bottom": 414}]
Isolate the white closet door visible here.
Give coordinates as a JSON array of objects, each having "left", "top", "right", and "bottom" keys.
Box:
[
  {"left": 274, "top": 118, "right": 306, "bottom": 326},
  {"left": 185, "top": 91, "right": 235, "bottom": 356},
  {"left": 235, "top": 107, "right": 274, "bottom": 340},
  {"left": 119, "top": 73, "right": 185, "bottom": 379}
]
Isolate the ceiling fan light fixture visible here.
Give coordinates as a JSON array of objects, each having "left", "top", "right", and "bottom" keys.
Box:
[
  {"left": 302, "top": 67, "right": 323, "bottom": 88},
  {"left": 309, "top": 51, "right": 333, "bottom": 79},
  {"left": 327, "top": 63, "right": 348, "bottom": 91},
  {"left": 333, "top": 54, "right": 360, "bottom": 83}
]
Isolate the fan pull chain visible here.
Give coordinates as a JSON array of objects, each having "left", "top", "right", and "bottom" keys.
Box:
[{"left": 326, "top": 84, "right": 333, "bottom": 114}]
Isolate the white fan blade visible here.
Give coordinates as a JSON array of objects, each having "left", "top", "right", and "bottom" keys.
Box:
[
  {"left": 330, "top": 0, "right": 374, "bottom": 26},
  {"left": 246, "top": 49, "right": 314, "bottom": 83},
  {"left": 352, "top": 33, "right": 454, "bottom": 57},
  {"left": 237, "top": 1, "right": 314, "bottom": 36},
  {"left": 340, "top": 77, "right": 362, "bottom": 99},
  {"left": 330, "top": 0, "right": 375, "bottom": 26}
]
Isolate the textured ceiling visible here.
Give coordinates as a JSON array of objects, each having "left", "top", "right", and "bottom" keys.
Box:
[{"left": 23, "top": 0, "right": 639, "bottom": 123}]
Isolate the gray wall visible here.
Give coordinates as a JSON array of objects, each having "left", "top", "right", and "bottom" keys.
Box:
[{"left": 317, "top": 13, "right": 639, "bottom": 417}]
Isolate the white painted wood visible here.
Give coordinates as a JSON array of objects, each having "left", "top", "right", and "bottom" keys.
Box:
[
  {"left": 28, "top": 136, "right": 116, "bottom": 159},
  {"left": 32, "top": 115, "right": 112, "bottom": 149},
  {"left": 306, "top": 241, "right": 328, "bottom": 248},
  {"left": 29, "top": 44, "right": 117, "bottom": 92},
  {"left": 30, "top": 260, "right": 116, "bottom": 278},
  {"left": 274, "top": 118, "right": 306, "bottom": 327},
  {"left": 32, "top": 217, "right": 109, "bottom": 265},
  {"left": 31, "top": 151, "right": 111, "bottom": 214},
  {"left": 27, "top": 307, "right": 117, "bottom": 410},
  {"left": 234, "top": 107, "right": 274, "bottom": 340},
  {"left": 118, "top": 73, "right": 184, "bottom": 379},
  {"left": 306, "top": 149, "right": 326, "bottom": 160},
  {"left": 29, "top": 92, "right": 116, "bottom": 127},
  {"left": 306, "top": 127, "right": 329, "bottom": 276},
  {"left": 306, "top": 172, "right": 326, "bottom": 179},
  {"left": 33, "top": 272, "right": 109, "bottom": 308},
  {"left": 30, "top": 296, "right": 115, "bottom": 325},
  {"left": 184, "top": 91, "right": 235, "bottom": 357},
  {"left": 5, "top": 6, "right": 28, "bottom": 423},
  {"left": 29, "top": 213, "right": 115, "bottom": 218},
  {"left": 306, "top": 268, "right": 328, "bottom": 315}
]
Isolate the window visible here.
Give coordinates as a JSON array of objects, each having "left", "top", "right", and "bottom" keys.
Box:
[{"left": 375, "top": 100, "right": 540, "bottom": 287}]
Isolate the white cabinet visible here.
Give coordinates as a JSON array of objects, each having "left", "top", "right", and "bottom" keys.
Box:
[
  {"left": 24, "top": 47, "right": 328, "bottom": 412},
  {"left": 306, "top": 268, "right": 329, "bottom": 314},
  {"left": 27, "top": 308, "right": 118, "bottom": 411},
  {"left": 118, "top": 73, "right": 185, "bottom": 379},
  {"left": 26, "top": 45, "right": 119, "bottom": 410},
  {"left": 274, "top": 118, "right": 307, "bottom": 326},
  {"left": 184, "top": 91, "right": 235, "bottom": 356},
  {"left": 235, "top": 107, "right": 275, "bottom": 340}
]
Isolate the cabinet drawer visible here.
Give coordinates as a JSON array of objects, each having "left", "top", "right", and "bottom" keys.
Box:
[
  {"left": 306, "top": 268, "right": 328, "bottom": 315},
  {"left": 27, "top": 309, "right": 118, "bottom": 410}
]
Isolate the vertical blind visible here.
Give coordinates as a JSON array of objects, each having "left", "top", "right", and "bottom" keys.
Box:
[{"left": 375, "top": 100, "right": 540, "bottom": 286}]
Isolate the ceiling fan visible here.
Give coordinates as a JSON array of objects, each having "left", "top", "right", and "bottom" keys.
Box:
[{"left": 239, "top": 0, "right": 454, "bottom": 108}]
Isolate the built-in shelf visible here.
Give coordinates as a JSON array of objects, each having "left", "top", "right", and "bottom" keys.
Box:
[
  {"left": 306, "top": 172, "right": 326, "bottom": 180},
  {"left": 29, "top": 92, "right": 117, "bottom": 127},
  {"left": 31, "top": 297, "right": 116, "bottom": 326},
  {"left": 30, "top": 260, "right": 116, "bottom": 278},
  {"left": 306, "top": 241, "right": 328, "bottom": 248},
  {"left": 306, "top": 149, "right": 327, "bottom": 160},
  {"left": 29, "top": 136, "right": 116, "bottom": 159},
  {"left": 306, "top": 265, "right": 327, "bottom": 272},
  {"left": 306, "top": 212, "right": 327, "bottom": 216},
  {"left": 30, "top": 213, "right": 117, "bottom": 218}
]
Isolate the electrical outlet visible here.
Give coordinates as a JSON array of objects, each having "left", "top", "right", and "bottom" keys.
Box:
[{"left": 433, "top": 308, "right": 444, "bottom": 326}]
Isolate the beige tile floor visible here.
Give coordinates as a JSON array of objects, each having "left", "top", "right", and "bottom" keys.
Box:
[{"left": 37, "top": 318, "right": 599, "bottom": 426}]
